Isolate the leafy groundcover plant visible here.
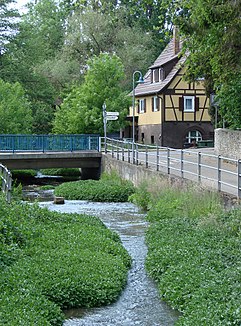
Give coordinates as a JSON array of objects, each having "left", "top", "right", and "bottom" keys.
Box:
[
  {"left": 54, "top": 172, "right": 135, "bottom": 202},
  {"left": 142, "top": 183, "right": 241, "bottom": 325},
  {"left": 0, "top": 196, "right": 131, "bottom": 325}
]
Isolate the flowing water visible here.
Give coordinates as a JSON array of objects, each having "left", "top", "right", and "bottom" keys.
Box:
[{"left": 39, "top": 199, "right": 180, "bottom": 326}]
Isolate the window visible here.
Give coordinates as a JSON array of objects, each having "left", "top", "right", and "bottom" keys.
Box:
[
  {"left": 151, "top": 135, "right": 154, "bottom": 144},
  {"left": 159, "top": 68, "right": 165, "bottom": 81},
  {"left": 179, "top": 96, "right": 199, "bottom": 112},
  {"left": 184, "top": 96, "right": 195, "bottom": 112},
  {"left": 139, "top": 99, "right": 146, "bottom": 113},
  {"left": 186, "top": 130, "right": 202, "bottom": 144},
  {"left": 152, "top": 96, "right": 160, "bottom": 112}
]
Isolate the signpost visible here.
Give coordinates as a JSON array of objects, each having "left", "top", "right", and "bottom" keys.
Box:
[{"left": 102, "top": 103, "right": 119, "bottom": 152}]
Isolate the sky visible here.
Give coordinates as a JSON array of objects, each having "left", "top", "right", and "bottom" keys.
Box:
[{"left": 14, "top": 0, "right": 32, "bottom": 12}]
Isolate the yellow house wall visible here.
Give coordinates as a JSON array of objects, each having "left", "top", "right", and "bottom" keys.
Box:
[{"left": 135, "top": 97, "right": 162, "bottom": 126}]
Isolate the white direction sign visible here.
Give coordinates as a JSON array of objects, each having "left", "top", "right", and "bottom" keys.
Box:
[
  {"left": 106, "top": 111, "right": 119, "bottom": 116},
  {"left": 106, "top": 115, "right": 119, "bottom": 121}
]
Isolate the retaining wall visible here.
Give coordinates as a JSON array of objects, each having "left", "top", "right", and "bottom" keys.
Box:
[
  {"left": 101, "top": 154, "right": 187, "bottom": 188},
  {"left": 215, "top": 128, "right": 241, "bottom": 160}
]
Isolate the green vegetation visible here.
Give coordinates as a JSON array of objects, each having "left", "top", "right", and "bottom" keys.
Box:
[
  {"left": 54, "top": 172, "right": 135, "bottom": 202},
  {"left": 11, "top": 170, "right": 37, "bottom": 179},
  {"left": 133, "top": 179, "right": 241, "bottom": 325},
  {"left": 0, "top": 196, "right": 131, "bottom": 324}
]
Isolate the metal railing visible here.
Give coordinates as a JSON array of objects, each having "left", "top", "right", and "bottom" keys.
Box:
[
  {"left": 101, "top": 137, "right": 241, "bottom": 198},
  {"left": 0, "top": 164, "right": 12, "bottom": 203},
  {"left": 0, "top": 134, "right": 100, "bottom": 153}
]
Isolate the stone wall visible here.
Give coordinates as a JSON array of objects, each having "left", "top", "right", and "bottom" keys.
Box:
[{"left": 215, "top": 128, "right": 241, "bottom": 160}]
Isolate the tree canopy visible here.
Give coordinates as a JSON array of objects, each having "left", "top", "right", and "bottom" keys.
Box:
[
  {"left": 53, "top": 53, "right": 130, "bottom": 134},
  {"left": 0, "top": 79, "right": 33, "bottom": 133}
]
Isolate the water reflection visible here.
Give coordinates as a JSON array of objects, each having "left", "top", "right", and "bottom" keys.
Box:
[{"left": 39, "top": 200, "right": 180, "bottom": 326}]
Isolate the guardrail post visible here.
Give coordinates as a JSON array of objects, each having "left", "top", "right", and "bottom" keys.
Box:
[
  {"left": 181, "top": 150, "right": 184, "bottom": 178},
  {"left": 117, "top": 144, "right": 119, "bottom": 160},
  {"left": 111, "top": 139, "right": 114, "bottom": 158},
  {"left": 156, "top": 145, "right": 159, "bottom": 171},
  {"left": 198, "top": 152, "right": 201, "bottom": 182},
  {"left": 128, "top": 145, "right": 130, "bottom": 163},
  {"left": 218, "top": 155, "right": 221, "bottom": 192},
  {"left": 136, "top": 143, "right": 139, "bottom": 165},
  {"left": 167, "top": 148, "right": 170, "bottom": 174},
  {"left": 238, "top": 160, "right": 241, "bottom": 198},
  {"left": 145, "top": 145, "right": 148, "bottom": 168}
]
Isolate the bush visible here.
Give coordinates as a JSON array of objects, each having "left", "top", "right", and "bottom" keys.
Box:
[
  {"left": 54, "top": 173, "right": 135, "bottom": 202},
  {"left": 144, "top": 185, "right": 241, "bottom": 325}
]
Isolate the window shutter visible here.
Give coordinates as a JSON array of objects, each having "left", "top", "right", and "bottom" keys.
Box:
[
  {"left": 179, "top": 97, "right": 183, "bottom": 111},
  {"left": 144, "top": 99, "right": 146, "bottom": 113},
  {"left": 152, "top": 97, "right": 154, "bottom": 111},
  {"left": 137, "top": 100, "right": 140, "bottom": 113},
  {"left": 195, "top": 97, "right": 200, "bottom": 111}
]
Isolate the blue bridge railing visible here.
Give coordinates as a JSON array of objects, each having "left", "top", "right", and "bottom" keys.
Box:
[{"left": 0, "top": 134, "right": 100, "bottom": 153}]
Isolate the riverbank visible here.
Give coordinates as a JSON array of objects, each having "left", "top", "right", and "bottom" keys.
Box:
[
  {"left": 134, "top": 179, "right": 241, "bottom": 325},
  {"left": 0, "top": 173, "right": 134, "bottom": 325}
]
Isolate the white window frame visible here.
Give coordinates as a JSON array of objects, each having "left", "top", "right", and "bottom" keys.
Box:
[
  {"left": 153, "top": 96, "right": 159, "bottom": 112},
  {"left": 139, "top": 99, "right": 145, "bottom": 113},
  {"left": 186, "top": 130, "right": 202, "bottom": 143},
  {"left": 184, "top": 96, "right": 195, "bottom": 112}
]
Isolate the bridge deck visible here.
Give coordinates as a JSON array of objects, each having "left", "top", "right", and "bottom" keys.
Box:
[{"left": 0, "top": 151, "right": 102, "bottom": 170}]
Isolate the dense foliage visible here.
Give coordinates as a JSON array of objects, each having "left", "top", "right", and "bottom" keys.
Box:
[
  {"left": 135, "top": 181, "right": 241, "bottom": 325},
  {"left": 54, "top": 172, "right": 135, "bottom": 202},
  {"left": 0, "top": 196, "right": 131, "bottom": 324},
  {"left": 53, "top": 53, "right": 130, "bottom": 135},
  {"left": 0, "top": 79, "right": 33, "bottom": 133}
]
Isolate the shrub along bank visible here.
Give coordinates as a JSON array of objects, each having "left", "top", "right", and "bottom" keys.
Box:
[
  {"left": 54, "top": 172, "right": 135, "bottom": 202},
  {"left": 0, "top": 196, "right": 131, "bottom": 325},
  {"left": 136, "top": 180, "right": 241, "bottom": 325}
]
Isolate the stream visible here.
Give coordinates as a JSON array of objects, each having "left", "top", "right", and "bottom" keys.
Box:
[{"left": 38, "top": 199, "right": 180, "bottom": 326}]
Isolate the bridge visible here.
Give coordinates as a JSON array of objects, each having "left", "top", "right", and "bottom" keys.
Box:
[
  {"left": 0, "top": 134, "right": 241, "bottom": 200},
  {"left": 0, "top": 134, "right": 102, "bottom": 179}
]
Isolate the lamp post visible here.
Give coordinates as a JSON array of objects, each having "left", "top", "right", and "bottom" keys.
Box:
[{"left": 132, "top": 70, "right": 144, "bottom": 163}]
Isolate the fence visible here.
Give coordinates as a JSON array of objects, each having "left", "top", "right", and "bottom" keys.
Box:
[
  {"left": 0, "top": 164, "right": 12, "bottom": 203},
  {"left": 102, "top": 137, "right": 241, "bottom": 198},
  {"left": 0, "top": 134, "right": 100, "bottom": 153}
]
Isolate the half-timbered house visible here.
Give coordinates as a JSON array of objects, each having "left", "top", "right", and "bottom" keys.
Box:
[{"left": 126, "top": 34, "right": 214, "bottom": 148}]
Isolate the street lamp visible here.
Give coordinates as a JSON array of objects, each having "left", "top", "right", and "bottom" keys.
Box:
[{"left": 132, "top": 71, "right": 144, "bottom": 144}]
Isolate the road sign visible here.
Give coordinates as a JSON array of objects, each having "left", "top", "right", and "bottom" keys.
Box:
[
  {"left": 106, "top": 111, "right": 119, "bottom": 116},
  {"left": 106, "top": 115, "right": 119, "bottom": 121}
]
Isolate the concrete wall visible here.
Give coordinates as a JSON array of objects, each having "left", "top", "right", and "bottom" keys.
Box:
[
  {"left": 215, "top": 128, "right": 241, "bottom": 160},
  {"left": 101, "top": 153, "right": 187, "bottom": 188}
]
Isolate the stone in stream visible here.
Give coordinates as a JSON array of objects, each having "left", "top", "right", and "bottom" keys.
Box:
[{"left": 53, "top": 196, "right": 65, "bottom": 204}]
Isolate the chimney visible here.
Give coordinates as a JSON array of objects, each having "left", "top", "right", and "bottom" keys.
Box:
[{"left": 173, "top": 26, "right": 180, "bottom": 55}]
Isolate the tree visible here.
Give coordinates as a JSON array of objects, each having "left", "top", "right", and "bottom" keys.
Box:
[
  {"left": 162, "top": 0, "right": 241, "bottom": 127},
  {"left": 53, "top": 53, "right": 131, "bottom": 134},
  {"left": 0, "top": 0, "right": 67, "bottom": 133},
  {"left": 0, "top": 0, "right": 19, "bottom": 54},
  {"left": 63, "top": 10, "right": 158, "bottom": 90},
  {"left": 0, "top": 79, "right": 33, "bottom": 133}
]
